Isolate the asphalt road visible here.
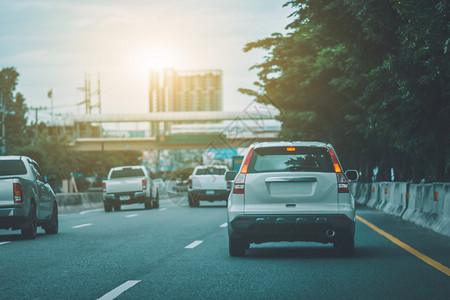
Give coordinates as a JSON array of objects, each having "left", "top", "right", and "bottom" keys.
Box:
[{"left": 0, "top": 195, "right": 449, "bottom": 299}]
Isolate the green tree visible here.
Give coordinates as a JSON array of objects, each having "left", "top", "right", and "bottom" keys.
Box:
[
  {"left": 242, "top": 0, "right": 449, "bottom": 182},
  {"left": 0, "top": 67, "right": 30, "bottom": 154}
]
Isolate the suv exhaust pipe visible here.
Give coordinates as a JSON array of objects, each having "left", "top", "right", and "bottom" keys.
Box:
[{"left": 325, "top": 229, "right": 336, "bottom": 238}]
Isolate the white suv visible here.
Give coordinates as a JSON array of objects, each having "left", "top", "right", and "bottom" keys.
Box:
[{"left": 226, "top": 141, "right": 358, "bottom": 256}]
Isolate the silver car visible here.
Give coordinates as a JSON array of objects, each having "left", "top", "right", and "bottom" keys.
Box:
[
  {"left": 0, "top": 156, "right": 58, "bottom": 239},
  {"left": 226, "top": 141, "right": 358, "bottom": 256}
]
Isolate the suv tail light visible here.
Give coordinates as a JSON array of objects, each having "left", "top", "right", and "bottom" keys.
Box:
[
  {"left": 328, "top": 147, "right": 349, "bottom": 193},
  {"left": 102, "top": 182, "right": 106, "bottom": 193},
  {"left": 142, "top": 178, "right": 147, "bottom": 190},
  {"left": 232, "top": 148, "right": 254, "bottom": 194},
  {"left": 13, "top": 183, "right": 23, "bottom": 203}
]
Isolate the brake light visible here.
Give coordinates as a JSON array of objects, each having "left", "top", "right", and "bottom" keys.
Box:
[
  {"left": 13, "top": 183, "right": 23, "bottom": 203},
  {"left": 142, "top": 178, "right": 146, "bottom": 190},
  {"left": 328, "top": 147, "right": 349, "bottom": 193},
  {"left": 233, "top": 173, "right": 246, "bottom": 194},
  {"left": 233, "top": 148, "right": 254, "bottom": 194},
  {"left": 102, "top": 182, "right": 106, "bottom": 193},
  {"left": 226, "top": 181, "right": 232, "bottom": 190}
]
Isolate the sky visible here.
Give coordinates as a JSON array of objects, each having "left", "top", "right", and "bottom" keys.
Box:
[{"left": 0, "top": 0, "right": 295, "bottom": 124}]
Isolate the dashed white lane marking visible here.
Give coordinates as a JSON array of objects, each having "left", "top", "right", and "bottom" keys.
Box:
[
  {"left": 126, "top": 214, "right": 138, "bottom": 218},
  {"left": 72, "top": 223, "right": 93, "bottom": 229},
  {"left": 80, "top": 208, "right": 103, "bottom": 215},
  {"left": 159, "top": 208, "right": 167, "bottom": 211},
  {"left": 0, "top": 241, "right": 11, "bottom": 246},
  {"left": 220, "top": 222, "right": 228, "bottom": 228},
  {"left": 97, "top": 280, "right": 141, "bottom": 300},
  {"left": 185, "top": 240, "right": 204, "bottom": 249}
]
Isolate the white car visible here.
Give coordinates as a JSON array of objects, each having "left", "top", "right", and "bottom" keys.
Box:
[
  {"left": 226, "top": 141, "right": 358, "bottom": 256},
  {"left": 103, "top": 165, "right": 159, "bottom": 211},
  {"left": 187, "top": 165, "right": 230, "bottom": 207}
]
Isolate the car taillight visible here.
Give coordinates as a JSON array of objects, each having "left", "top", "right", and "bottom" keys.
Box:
[
  {"left": 226, "top": 181, "right": 232, "bottom": 190},
  {"left": 13, "top": 183, "right": 23, "bottom": 203},
  {"left": 328, "top": 147, "right": 349, "bottom": 193},
  {"left": 232, "top": 148, "right": 254, "bottom": 194},
  {"left": 142, "top": 178, "right": 146, "bottom": 190},
  {"left": 188, "top": 179, "right": 192, "bottom": 189},
  {"left": 233, "top": 173, "right": 246, "bottom": 194},
  {"left": 102, "top": 182, "right": 106, "bottom": 193}
]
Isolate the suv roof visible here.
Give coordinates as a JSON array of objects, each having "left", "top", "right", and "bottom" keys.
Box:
[{"left": 251, "top": 141, "right": 331, "bottom": 149}]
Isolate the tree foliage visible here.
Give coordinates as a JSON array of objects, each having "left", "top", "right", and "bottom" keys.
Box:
[{"left": 243, "top": 0, "right": 449, "bottom": 182}]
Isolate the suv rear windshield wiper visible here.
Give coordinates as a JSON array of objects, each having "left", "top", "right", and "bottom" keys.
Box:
[{"left": 287, "top": 166, "right": 317, "bottom": 171}]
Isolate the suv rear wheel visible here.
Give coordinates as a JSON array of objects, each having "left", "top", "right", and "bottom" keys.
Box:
[
  {"left": 333, "top": 235, "right": 355, "bottom": 256},
  {"left": 229, "top": 237, "right": 249, "bottom": 257}
]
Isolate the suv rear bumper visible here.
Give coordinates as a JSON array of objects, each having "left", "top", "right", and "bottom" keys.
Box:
[{"left": 228, "top": 214, "right": 355, "bottom": 244}]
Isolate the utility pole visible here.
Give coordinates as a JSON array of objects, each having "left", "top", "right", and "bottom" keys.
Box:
[
  {"left": 0, "top": 91, "right": 5, "bottom": 155},
  {"left": 96, "top": 72, "right": 101, "bottom": 114},
  {"left": 78, "top": 72, "right": 101, "bottom": 114}
]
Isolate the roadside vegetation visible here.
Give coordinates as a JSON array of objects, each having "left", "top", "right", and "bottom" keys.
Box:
[{"left": 241, "top": 0, "right": 449, "bottom": 182}]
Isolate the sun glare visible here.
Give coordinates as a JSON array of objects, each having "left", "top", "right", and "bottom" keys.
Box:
[{"left": 135, "top": 47, "right": 178, "bottom": 71}]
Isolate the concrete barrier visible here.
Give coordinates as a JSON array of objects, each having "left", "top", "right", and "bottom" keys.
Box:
[
  {"left": 382, "top": 182, "right": 408, "bottom": 217},
  {"left": 366, "top": 182, "right": 381, "bottom": 208},
  {"left": 430, "top": 183, "right": 449, "bottom": 237},
  {"left": 401, "top": 183, "right": 450, "bottom": 237},
  {"left": 56, "top": 192, "right": 103, "bottom": 212},
  {"left": 355, "top": 183, "right": 371, "bottom": 205},
  {"left": 376, "top": 182, "right": 390, "bottom": 211},
  {"left": 414, "top": 184, "right": 437, "bottom": 229}
]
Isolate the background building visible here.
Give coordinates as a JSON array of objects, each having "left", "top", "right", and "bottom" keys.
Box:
[{"left": 149, "top": 68, "right": 222, "bottom": 112}]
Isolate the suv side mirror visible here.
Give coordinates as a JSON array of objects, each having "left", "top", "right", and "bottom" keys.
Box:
[
  {"left": 225, "top": 171, "right": 237, "bottom": 181},
  {"left": 345, "top": 170, "right": 359, "bottom": 182}
]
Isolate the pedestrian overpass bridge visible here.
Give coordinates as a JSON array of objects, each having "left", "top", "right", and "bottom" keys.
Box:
[{"left": 62, "top": 110, "right": 281, "bottom": 151}]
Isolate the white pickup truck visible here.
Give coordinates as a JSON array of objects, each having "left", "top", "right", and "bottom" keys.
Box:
[
  {"left": 102, "top": 165, "right": 159, "bottom": 212},
  {"left": 187, "top": 165, "right": 230, "bottom": 207}
]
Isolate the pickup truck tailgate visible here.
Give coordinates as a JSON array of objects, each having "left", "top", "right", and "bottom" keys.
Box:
[
  {"left": 105, "top": 178, "right": 143, "bottom": 193},
  {"left": 192, "top": 175, "right": 227, "bottom": 190},
  {"left": 0, "top": 179, "right": 14, "bottom": 206}
]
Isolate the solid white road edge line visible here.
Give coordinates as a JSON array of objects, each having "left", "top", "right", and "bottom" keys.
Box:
[
  {"left": 97, "top": 280, "right": 141, "bottom": 300},
  {"left": 185, "top": 240, "right": 204, "bottom": 249},
  {"left": 220, "top": 222, "right": 228, "bottom": 228},
  {"left": 72, "top": 223, "right": 93, "bottom": 229},
  {"left": 0, "top": 241, "right": 11, "bottom": 246},
  {"left": 126, "top": 214, "right": 138, "bottom": 218}
]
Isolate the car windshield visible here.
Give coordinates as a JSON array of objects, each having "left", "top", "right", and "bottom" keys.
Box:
[
  {"left": 195, "top": 167, "right": 226, "bottom": 175},
  {"left": 110, "top": 168, "right": 145, "bottom": 178},
  {"left": 248, "top": 146, "right": 334, "bottom": 173},
  {"left": 0, "top": 160, "right": 27, "bottom": 176}
]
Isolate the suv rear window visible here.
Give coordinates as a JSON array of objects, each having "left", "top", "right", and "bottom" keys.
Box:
[
  {"left": 195, "top": 167, "right": 226, "bottom": 175},
  {"left": 110, "top": 168, "right": 145, "bottom": 178},
  {"left": 248, "top": 147, "right": 334, "bottom": 173},
  {"left": 0, "top": 160, "right": 27, "bottom": 176}
]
